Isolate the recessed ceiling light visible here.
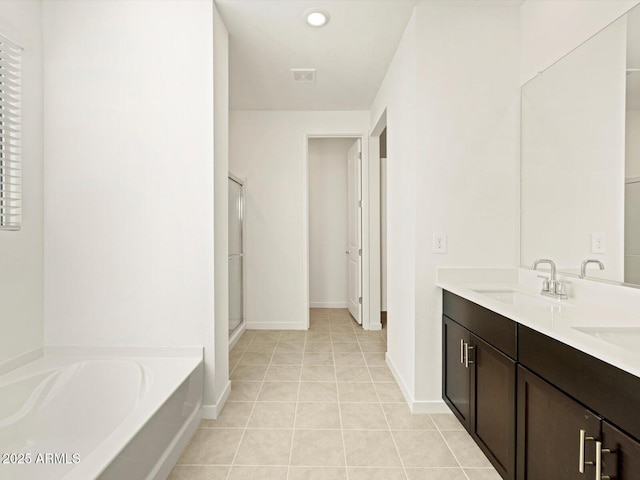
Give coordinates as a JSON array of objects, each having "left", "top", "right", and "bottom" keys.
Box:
[{"left": 304, "top": 9, "right": 330, "bottom": 27}]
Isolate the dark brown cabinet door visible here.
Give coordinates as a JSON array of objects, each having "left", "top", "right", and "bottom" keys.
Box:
[
  {"left": 601, "top": 421, "right": 640, "bottom": 479},
  {"left": 517, "top": 366, "right": 600, "bottom": 480},
  {"left": 470, "top": 334, "right": 516, "bottom": 479},
  {"left": 443, "top": 316, "right": 470, "bottom": 428}
]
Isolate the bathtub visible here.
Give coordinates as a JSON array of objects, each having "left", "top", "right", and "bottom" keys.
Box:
[{"left": 0, "top": 348, "right": 202, "bottom": 480}]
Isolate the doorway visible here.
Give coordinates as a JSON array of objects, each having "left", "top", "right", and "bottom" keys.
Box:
[{"left": 307, "top": 137, "right": 362, "bottom": 324}]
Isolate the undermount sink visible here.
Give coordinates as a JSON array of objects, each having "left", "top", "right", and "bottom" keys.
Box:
[
  {"left": 471, "top": 289, "right": 568, "bottom": 309},
  {"left": 572, "top": 327, "right": 640, "bottom": 352}
]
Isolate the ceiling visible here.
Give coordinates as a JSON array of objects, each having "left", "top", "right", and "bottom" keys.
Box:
[{"left": 215, "top": 0, "right": 418, "bottom": 111}]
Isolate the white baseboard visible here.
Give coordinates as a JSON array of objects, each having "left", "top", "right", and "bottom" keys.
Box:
[
  {"left": 229, "top": 322, "right": 246, "bottom": 350},
  {"left": 385, "top": 352, "right": 449, "bottom": 414},
  {"left": 200, "top": 380, "right": 231, "bottom": 419},
  {"left": 309, "top": 302, "right": 349, "bottom": 308},
  {"left": 245, "top": 321, "right": 306, "bottom": 330}
]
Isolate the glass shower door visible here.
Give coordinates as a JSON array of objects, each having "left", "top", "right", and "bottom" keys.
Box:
[{"left": 229, "top": 176, "right": 244, "bottom": 337}]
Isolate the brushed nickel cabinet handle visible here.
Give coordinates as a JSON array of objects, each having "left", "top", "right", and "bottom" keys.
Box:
[
  {"left": 460, "top": 339, "right": 465, "bottom": 364},
  {"left": 579, "top": 429, "right": 595, "bottom": 473},
  {"left": 595, "top": 441, "right": 611, "bottom": 480}
]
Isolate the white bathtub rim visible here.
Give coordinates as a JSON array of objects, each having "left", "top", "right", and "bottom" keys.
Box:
[{"left": 0, "top": 346, "right": 43, "bottom": 377}]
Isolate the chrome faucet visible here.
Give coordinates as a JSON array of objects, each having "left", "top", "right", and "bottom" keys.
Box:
[
  {"left": 580, "top": 259, "right": 605, "bottom": 279},
  {"left": 533, "top": 259, "right": 568, "bottom": 300}
]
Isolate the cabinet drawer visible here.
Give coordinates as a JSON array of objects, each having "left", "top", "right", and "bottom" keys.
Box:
[
  {"left": 519, "top": 325, "right": 640, "bottom": 441},
  {"left": 443, "top": 291, "right": 517, "bottom": 359}
]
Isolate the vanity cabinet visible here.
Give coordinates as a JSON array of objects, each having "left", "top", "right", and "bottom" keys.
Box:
[
  {"left": 443, "top": 292, "right": 517, "bottom": 479},
  {"left": 516, "top": 365, "right": 600, "bottom": 480}
]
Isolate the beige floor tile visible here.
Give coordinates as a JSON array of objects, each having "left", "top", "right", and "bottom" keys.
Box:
[
  {"left": 229, "top": 382, "right": 262, "bottom": 402},
  {"left": 228, "top": 466, "right": 288, "bottom": 480},
  {"left": 392, "top": 431, "right": 458, "bottom": 468},
  {"left": 230, "top": 350, "right": 244, "bottom": 365},
  {"left": 234, "top": 429, "right": 293, "bottom": 465},
  {"left": 340, "top": 402, "right": 388, "bottom": 430},
  {"left": 348, "top": 468, "right": 407, "bottom": 480},
  {"left": 333, "top": 352, "right": 366, "bottom": 366},
  {"left": 258, "top": 382, "right": 299, "bottom": 402},
  {"left": 335, "top": 366, "right": 371, "bottom": 382},
  {"left": 276, "top": 341, "right": 305, "bottom": 353},
  {"left": 337, "top": 382, "right": 379, "bottom": 403},
  {"left": 431, "top": 413, "right": 464, "bottom": 431},
  {"left": 298, "top": 381, "right": 339, "bottom": 402},
  {"left": 303, "top": 352, "right": 334, "bottom": 366},
  {"left": 248, "top": 402, "right": 296, "bottom": 428},
  {"left": 253, "top": 331, "right": 282, "bottom": 342},
  {"left": 441, "top": 430, "right": 493, "bottom": 468},
  {"left": 168, "top": 466, "right": 229, "bottom": 480},
  {"left": 463, "top": 468, "right": 502, "bottom": 479},
  {"left": 331, "top": 332, "right": 358, "bottom": 343},
  {"left": 305, "top": 341, "right": 333, "bottom": 352},
  {"left": 332, "top": 343, "right": 361, "bottom": 353},
  {"left": 369, "top": 367, "right": 396, "bottom": 383},
  {"left": 363, "top": 353, "right": 386, "bottom": 366},
  {"left": 265, "top": 365, "right": 301, "bottom": 381},
  {"left": 246, "top": 341, "right": 277, "bottom": 353},
  {"left": 238, "top": 351, "right": 273, "bottom": 365},
  {"left": 280, "top": 331, "right": 307, "bottom": 342},
  {"left": 359, "top": 343, "right": 386, "bottom": 353},
  {"left": 290, "top": 429, "right": 346, "bottom": 466},
  {"left": 374, "top": 383, "right": 405, "bottom": 403},
  {"left": 231, "top": 365, "right": 267, "bottom": 382},
  {"left": 271, "top": 351, "right": 304, "bottom": 365},
  {"left": 405, "top": 468, "right": 468, "bottom": 480},
  {"left": 356, "top": 332, "right": 385, "bottom": 343},
  {"left": 301, "top": 365, "right": 336, "bottom": 381},
  {"left": 382, "top": 404, "right": 437, "bottom": 430},
  {"left": 177, "top": 429, "right": 243, "bottom": 465},
  {"left": 307, "top": 331, "right": 331, "bottom": 342},
  {"left": 343, "top": 430, "right": 402, "bottom": 467},
  {"left": 201, "top": 402, "right": 253, "bottom": 428},
  {"left": 288, "top": 466, "right": 347, "bottom": 480},
  {"left": 295, "top": 402, "right": 341, "bottom": 429}
]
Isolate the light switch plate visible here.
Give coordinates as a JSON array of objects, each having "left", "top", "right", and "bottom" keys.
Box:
[
  {"left": 433, "top": 233, "right": 447, "bottom": 253},
  {"left": 591, "top": 232, "right": 606, "bottom": 253}
]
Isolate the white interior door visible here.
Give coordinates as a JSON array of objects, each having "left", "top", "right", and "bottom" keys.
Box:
[{"left": 347, "top": 139, "right": 362, "bottom": 323}]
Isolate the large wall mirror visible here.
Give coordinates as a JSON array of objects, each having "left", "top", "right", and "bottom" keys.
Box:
[{"left": 521, "top": 5, "right": 640, "bottom": 286}]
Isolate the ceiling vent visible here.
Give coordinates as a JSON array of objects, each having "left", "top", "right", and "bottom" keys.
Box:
[{"left": 291, "top": 69, "right": 316, "bottom": 83}]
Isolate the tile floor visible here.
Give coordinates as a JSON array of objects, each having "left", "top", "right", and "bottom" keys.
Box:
[{"left": 169, "top": 309, "right": 501, "bottom": 480}]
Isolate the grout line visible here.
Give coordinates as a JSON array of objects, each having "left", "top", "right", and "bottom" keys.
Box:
[
  {"left": 432, "top": 415, "right": 472, "bottom": 480},
  {"left": 331, "top": 316, "right": 351, "bottom": 480}
]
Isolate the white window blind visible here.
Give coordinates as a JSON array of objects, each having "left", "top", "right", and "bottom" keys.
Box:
[{"left": 0, "top": 34, "right": 21, "bottom": 231}]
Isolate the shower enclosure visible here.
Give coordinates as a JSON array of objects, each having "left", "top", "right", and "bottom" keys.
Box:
[{"left": 228, "top": 174, "right": 244, "bottom": 338}]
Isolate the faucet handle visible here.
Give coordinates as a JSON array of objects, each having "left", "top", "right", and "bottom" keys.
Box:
[{"left": 537, "top": 275, "right": 550, "bottom": 292}]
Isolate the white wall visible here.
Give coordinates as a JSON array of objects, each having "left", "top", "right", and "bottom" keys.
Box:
[
  {"left": 627, "top": 111, "right": 640, "bottom": 177},
  {"left": 308, "top": 138, "right": 354, "bottom": 308},
  {"left": 520, "top": 0, "right": 640, "bottom": 84},
  {"left": 43, "top": 1, "right": 214, "bottom": 349},
  {"left": 229, "top": 111, "right": 369, "bottom": 329},
  {"left": 369, "top": 11, "right": 418, "bottom": 400},
  {"left": 371, "top": 4, "right": 520, "bottom": 410},
  {"left": 208, "top": 3, "right": 230, "bottom": 416},
  {"left": 0, "top": 1, "right": 43, "bottom": 366}
]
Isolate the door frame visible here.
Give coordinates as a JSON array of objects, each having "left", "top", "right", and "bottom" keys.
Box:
[{"left": 303, "top": 132, "right": 381, "bottom": 330}]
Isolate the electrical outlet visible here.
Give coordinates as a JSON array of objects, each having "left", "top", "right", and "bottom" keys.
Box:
[
  {"left": 591, "top": 232, "right": 606, "bottom": 253},
  {"left": 433, "top": 233, "right": 447, "bottom": 253}
]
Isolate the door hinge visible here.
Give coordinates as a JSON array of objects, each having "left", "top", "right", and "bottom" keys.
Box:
[
  {"left": 358, "top": 200, "right": 362, "bottom": 208},
  {"left": 357, "top": 151, "right": 362, "bottom": 160},
  {"left": 358, "top": 296, "right": 362, "bottom": 304},
  {"left": 358, "top": 249, "right": 362, "bottom": 256}
]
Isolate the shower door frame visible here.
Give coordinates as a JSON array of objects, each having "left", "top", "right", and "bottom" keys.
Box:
[{"left": 229, "top": 173, "right": 245, "bottom": 343}]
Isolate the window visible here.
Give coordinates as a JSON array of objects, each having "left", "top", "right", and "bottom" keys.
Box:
[{"left": 0, "top": 34, "right": 21, "bottom": 231}]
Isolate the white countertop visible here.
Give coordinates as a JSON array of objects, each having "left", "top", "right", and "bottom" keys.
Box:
[{"left": 437, "top": 269, "right": 640, "bottom": 379}]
